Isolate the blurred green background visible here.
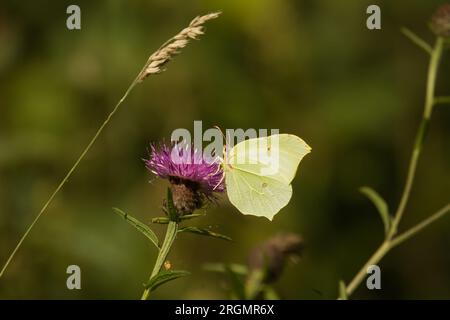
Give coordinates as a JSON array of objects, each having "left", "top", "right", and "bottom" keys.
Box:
[{"left": 1, "top": 0, "right": 450, "bottom": 299}]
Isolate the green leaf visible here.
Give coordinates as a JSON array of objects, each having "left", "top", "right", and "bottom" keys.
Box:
[
  {"left": 401, "top": 27, "right": 432, "bottom": 55},
  {"left": 180, "top": 213, "right": 205, "bottom": 221},
  {"left": 152, "top": 217, "right": 170, "bottom": 224},
  {"left": 262, "top": 286, "right": 280, "bottom": 300},
  {"left": 245, "top": 269, "right": 265, "bottom": 300},
  {"left": 203, "top": 263, "right": 248, "bottom": 275},
  {"left": 151, "top": 213, "right": 203, "bottom": 225},
  {"left": 338, "top": 280, "right": 348, "bottom": 300},
  {"left": 360, "top": 187, "right": 391, "bottom": 235},
  {"left": 178, "top": 227, "right": 232, "bottom": 241},
  {"left": 225, "top": 265, "right": 246, "bottom": 299},
  {"left": 144, "top": 270, "right": 190, "bottom": 292},
  {"left": 113, "top": 208, "right": 159, "bottom": 249},
  {"left": 166, "top": 188, "right": 178, "bottom": 221}
]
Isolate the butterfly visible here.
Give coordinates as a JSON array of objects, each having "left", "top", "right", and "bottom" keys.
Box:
[{"left": 218, "top": 134, "right": 311, "bottom": 220}]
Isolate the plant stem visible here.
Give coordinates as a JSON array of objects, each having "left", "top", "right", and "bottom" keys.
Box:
[
  {"left": 424, "top": 37, "right": 444, "bottom": 119},
  {"left": 0, "top": 72, "right": 145, "bottom": 279},
  {"left": 344, "top": 37, "right": 445, "bottom": 298},
  {"left": 345, "top": 241, "right": 391, "bottom": 297},
  {"left": 401, "top": 28, "right": 432, "bottom": 55},
  {"left": 389, "top": 37, "right": 444, "bottom": 237},
  {"left": 345, "top": 203, "right": 450, "bottom": 296},
  {"left": 141, "top": 221, "right": 178, "bottom": 300},
  {"left": 390, "top": 203, "right": 450, "bottom": 248}
]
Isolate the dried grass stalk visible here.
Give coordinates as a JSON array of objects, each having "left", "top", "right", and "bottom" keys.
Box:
[{"left": 138, "top": 12, "right": 221, "bottom": 81}]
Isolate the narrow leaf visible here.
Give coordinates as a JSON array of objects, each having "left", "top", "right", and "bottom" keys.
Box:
[
  {"left": 144, "top": 270, "right": 190, "bottom": 292},
  {"left": 178, "top": 227, "right": 232, "bottom": 241},
  {"left": 152, "top": 217, "right": 170, "bottom": 224},
  {"left": 225, "top": 265, "right": 246, "bottom": 299},
  {"left": 360, "top": 187, "right": 391, "bottom": 234},
  {"left": 151, "top": 213, "right": 203, "bottom": 224},
  {"left": 338, "top": 280, "right": 348, "bottom": 300},
  {"left": 113, "top": 208, "right": 159, "bottom": 249},
  {"left": 401, "top": 27, "right": 432, "bottom": 54},
  {"left": 180, "top": 213, "right": 205, "bottom": 221}
]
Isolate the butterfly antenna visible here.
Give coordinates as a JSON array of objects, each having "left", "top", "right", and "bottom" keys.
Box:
[
  {"left": 213, "top": 125, "right": 226, "bottom": 141},
  {"left": 214, "top": 125, "right": 229, "bottom": 162}
]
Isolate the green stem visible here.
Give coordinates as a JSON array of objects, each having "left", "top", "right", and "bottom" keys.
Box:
[
  {"left": 245, "top": 270, "right": 265, "bottom": 300},
  {"left": 390, "top": 203, "right": 450, "bottom": 248},
  {"left": 141, "top": 221, "right": 178, "bottom": 300},
  {"left": 345, "top": 241, "right": 391, "bottom": 297},
  {"left": 345, "top": 203, "right": 450, "bottom": 296},
  {"left": 346, "top": 203, "right": 450, "bottom": 296},
  {"left": 0, "top": 70, "right": 146, "bottom": 279},
  {"left": 424, "top": 38, "right": 444, "bottom": 119},
  {"left": 389, "top": 37, "right": 444, "bottom": 237},
  {"left": 401, "top": 28, "right": 432, "bottom": 55},
  {"left": 344, "top": 37, "right": 445, "bottom": 298},
  {"left": 387, "top": 119, "right": 427, "bottom": 237}
]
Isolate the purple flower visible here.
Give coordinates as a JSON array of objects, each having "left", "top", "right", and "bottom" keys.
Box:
[{"left": 145, "top": 142, "right": 224, "bottom": 215}]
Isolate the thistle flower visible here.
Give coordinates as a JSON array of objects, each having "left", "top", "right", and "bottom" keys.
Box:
[
  {"left": 430, "top": 4, "right": 450, "bottom": 38},
  {"left": 145, "top": 143, "right": 224, "bottom": 215}
]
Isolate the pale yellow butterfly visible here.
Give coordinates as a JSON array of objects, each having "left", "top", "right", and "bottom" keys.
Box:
[{"left": 219, "top": 134, "right": 311, "bottom": 220}]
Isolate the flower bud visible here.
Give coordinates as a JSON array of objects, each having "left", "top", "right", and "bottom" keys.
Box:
[
  {"left": 169, "top": 177, "right": 203, "bottom": 216},
  {"left": 430, "top": 4, "right": 450, "bottom": 38},
  {"left": 247, "top": 233, "right": 304, "bottom": 283}
]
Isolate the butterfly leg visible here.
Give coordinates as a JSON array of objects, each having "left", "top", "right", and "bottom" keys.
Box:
[{"left": 213, "top": 171, "right": 225, "bottom": 191}]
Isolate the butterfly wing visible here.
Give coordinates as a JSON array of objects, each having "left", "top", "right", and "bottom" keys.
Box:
[
  {"left": 228, "top": 134, "right": 311, "bottom": 184},
  {"left": 225, "top": 168, "right": 292, "bottom": 220}
]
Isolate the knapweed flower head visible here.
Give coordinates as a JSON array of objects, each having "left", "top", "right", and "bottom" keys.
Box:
[
  {"left": 145, "top": 142, "right": 224, "bottom": 215},
  {"left": 430, "top": 4, "right": 450, "bottom": 38},
  {"left": 247, "top": 233, "right": 304, "bottom": 283}
]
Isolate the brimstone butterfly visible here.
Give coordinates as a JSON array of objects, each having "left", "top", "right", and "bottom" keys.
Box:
[{"left": 219, "top": 134, "right": 311, "bottom": 220}]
